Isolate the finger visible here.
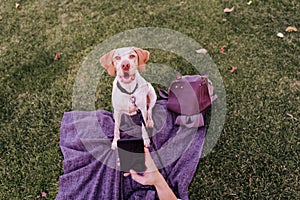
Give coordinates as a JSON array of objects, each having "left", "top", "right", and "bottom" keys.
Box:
[
  {"left": 144, "top": 147, "right": 152, "bottom": 161},
  {"left": 129, "top": 169, "right": 138, "bottom": 175},
  {"left": 130, "top": 170, "right": 145, "bottom": 184},
  {"left": 129, "top": 169, "right": 138, "bottom": 180},
  {"left": 123, "top": 172, "right": 130, "bottom": 177},
  {"left": 143, "top": 148, "right": 157, "bottom": 173}
]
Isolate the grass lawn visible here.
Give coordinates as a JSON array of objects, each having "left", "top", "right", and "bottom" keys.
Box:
[{"left": 1, "top": 0, "right": 299, "bottom": 199}]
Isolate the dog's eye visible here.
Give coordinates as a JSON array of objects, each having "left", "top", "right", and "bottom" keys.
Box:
[
  {"left": 114, "top": 56, "right": 121, "bottom": 60},
  {"left": 129, "top": 54, "right": 136, "bottom": 59}
]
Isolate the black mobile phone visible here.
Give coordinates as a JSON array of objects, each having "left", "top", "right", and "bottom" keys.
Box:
[{"left": 117, "top": 138, "right": 146, "bottom": 173}]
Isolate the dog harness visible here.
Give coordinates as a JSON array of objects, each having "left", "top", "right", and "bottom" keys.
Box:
[{"left": 116, "top": 81, "right": 149, "bottom": 125}]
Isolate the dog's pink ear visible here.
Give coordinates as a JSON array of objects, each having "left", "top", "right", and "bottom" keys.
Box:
[
  {"left": 100, "top": 50, "right": 116, "bottom": 76},
  {"left": 133, "top": 48, "right": 150, "bottom": 72}
]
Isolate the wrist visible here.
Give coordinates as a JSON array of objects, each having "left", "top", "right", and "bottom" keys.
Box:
[{"left": 153, "top": 173, "right": 168, "bottom": 189}]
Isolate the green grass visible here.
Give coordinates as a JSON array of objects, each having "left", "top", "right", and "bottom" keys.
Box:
[{"left": 1, "top": 0, "right": 299, "bottom": 199}]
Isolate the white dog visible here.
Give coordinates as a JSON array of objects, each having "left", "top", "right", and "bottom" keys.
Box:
[{"left": 100, "top": 47, "right": 157, "bottom": 150}]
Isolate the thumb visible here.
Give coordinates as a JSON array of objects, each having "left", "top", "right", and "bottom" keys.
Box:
[{"left": 130, "top": 170, "right": 146, "bottom": 185}]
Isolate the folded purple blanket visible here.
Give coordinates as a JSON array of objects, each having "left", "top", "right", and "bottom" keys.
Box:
[{"left": 56, "top": 100, "right": 206, "bottom": 200}]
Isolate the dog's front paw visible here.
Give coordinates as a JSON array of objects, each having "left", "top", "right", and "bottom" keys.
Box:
[
  {"left": 143, "top": 137, "right": 151, "bottom": 147},
  {"left": 111, "top": 139, "right": 118, "bottom": 150},
  {"left": 146, "top": 119, "right": 154, "bottom": 128}
]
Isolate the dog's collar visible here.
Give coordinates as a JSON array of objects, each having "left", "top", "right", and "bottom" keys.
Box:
[{"left": 116, "top": 81, "right": 138, "bottom": 95}]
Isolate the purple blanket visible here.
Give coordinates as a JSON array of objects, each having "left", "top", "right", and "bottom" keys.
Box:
[{"left": 56, "top": 100, "right": 206, "bottom": 200}]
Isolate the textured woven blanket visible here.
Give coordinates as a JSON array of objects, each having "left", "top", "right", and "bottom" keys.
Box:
[{"left": 56, "top": 100, "right": 206, "bottom": 200}]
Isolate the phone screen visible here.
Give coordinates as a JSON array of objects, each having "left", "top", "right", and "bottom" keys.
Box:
[{"left": 117, "top": 138, "right": 146, "bottom": 173}]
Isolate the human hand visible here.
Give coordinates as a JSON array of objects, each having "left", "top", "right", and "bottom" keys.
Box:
[
  {"left": 124, "top": 147, "right": 163, "bottom": 186},
  {"left": 124, "top": 148, "right": 178, "bottom": 200}
]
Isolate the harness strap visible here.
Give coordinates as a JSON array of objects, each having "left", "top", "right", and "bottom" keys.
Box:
[{"left": 117, "top": 81, "right": 138, "bottom": 95}]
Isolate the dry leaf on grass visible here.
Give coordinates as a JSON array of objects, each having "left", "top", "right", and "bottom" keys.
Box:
[
  {"left": 220, "top": 46, "right": 226, "bottom": 54},
  {"left": 248, "top": 174, "right": 253, "bottom": 185},
  {"left": 277, "top": 32, "right": 284, "bottom": 38},
  {"left": 247, "top": 1, "right": 252, "bottom": 5},
  {"left": 177, "top": 1, "right": 185, "bottom": 6},
  {"left": 224, "top": 7, "right": 235, "bottom": 13},
  {"left": 230, "top": 66, "right": 238, "bottom": 73},
  {"left": 195, "top": 48, "right": 208, "bottom": 54},
  {"left": 18, "top": 91, "right": 30, "bottom": 99},
  {"left": 15, "top": 3, "right": 20, "bottom": 9},
  {"left": 41, "top": 192, "right": 47, "bottom": 197},
  {"left": 35, "top": 192, "right": 47, "bottom": 199},
  {"left": 54, "top": 53, "right": 61, "bottom": 60},
  {"left": 285, "top": 26, "right": 298, "bottom": 32}
]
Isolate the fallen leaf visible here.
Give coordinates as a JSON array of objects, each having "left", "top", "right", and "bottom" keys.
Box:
[
  {"left": 15, "top": 3, "right": 20, "bottom": 9},
  {"left": 247, "top": 1, "right": 252, "bottom": 5},
  {"left": 230, "top": 66, "right": 238, "bottom": 73},
  {"left": 54, "top": 53, "right": 61, "bottom": 60},
  {"left": 41, "top": 192, "right": 47, "bottom": 197},
  {"left": 220, "top": 46, "right": 226, "bottom": 54},
  {"left": 285, "top": 26, "right": 298, "bottom": 32},
  {"left": 277, "top": 32, "right": 284, "bottom": 38},
  {"left": 177, "top": 1, "right": 185, "bottom": 6},
  {"left": 18, "top": 91, "right": 30, "bottom": 99},
  {"left": 224, "top": 7, "right": 235, "bottom": 13},
  {"left": 195, "top": 48, "right": 208, "bottom": 54},
  {"left": 248, "top": 174, "right": 253, "bottom": 185}
]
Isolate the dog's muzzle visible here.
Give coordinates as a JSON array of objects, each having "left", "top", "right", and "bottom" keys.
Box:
[{"left": 119, "top": 72, "right": 135, "bottom": 83}]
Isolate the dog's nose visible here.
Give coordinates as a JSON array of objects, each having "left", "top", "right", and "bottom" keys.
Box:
[{"left": 121, "top": 61, "right": 130, "bottom": 71}]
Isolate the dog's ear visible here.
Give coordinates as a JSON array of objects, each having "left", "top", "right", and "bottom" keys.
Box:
[
  {"left": 133, "top": 48, "right": 150, "bottom": 72},
  {"left": 100, "top": 50, "right": 116, "bottom": 76}
]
